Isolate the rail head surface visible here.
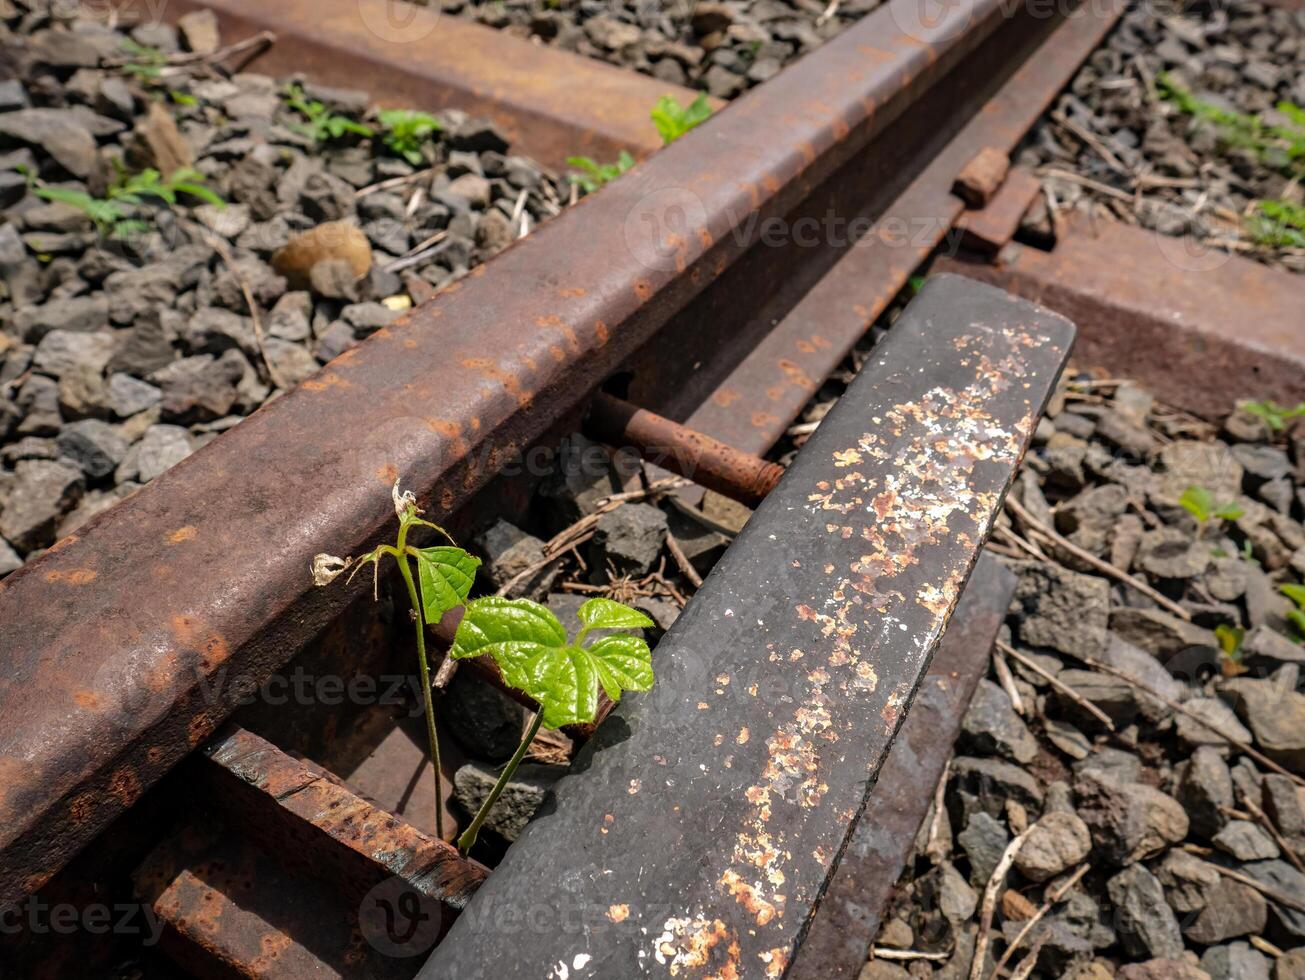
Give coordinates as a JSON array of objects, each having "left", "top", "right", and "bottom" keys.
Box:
[
  {"left": 0, "top": 0, "right": 1019, "bottom": 903},
  {"left": 420, "top": 274, "right": 1074, "bottom": 979}
]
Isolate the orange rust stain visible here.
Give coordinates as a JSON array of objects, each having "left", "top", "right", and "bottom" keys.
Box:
[
  {"left": 377, "top": 462, "right": 399, "bottom": 485},
  {"left": 697, "top": 227, "right": 713, "bottom": 248},
  {"left": 548, "top": 345, "right": 566, "bottom": 363},
  {"left": 558, "top": 286, "right": 586, "bottom": 297},
  {"left": 594, "top": 320, "right": 609, "bottom": 345},
  {"left": 751, "top": 410, "right": 779, "bottom": 429},
  {"left": 146, "top": 746, "right": 165, "bottom": 764},
  {"left": 47, "top": 534, "right": 79, "bottom": 553},
  {"left": 168, "top": 526, "right": 197, "bottom": 544},
  {"left": 607, "top": 904, "right": 630, "bottom": 923},
  {"left": 713, "top": 388, "right": 741, "bottom": 407},
  {"left": 108, "top": 766, "right": 141, "bottom": 806},
  {"left": 69, "top": 793, "right": 97, "bottom": 824},
  {"left": 187, "top": 712, "right": 213, "bottom": 746},
  {"left": 633, "top": 280, "right": 652, "bottom": 301},
  {"left": 74, "top": 690, "right": 101, "bottom": 710},
  {"left": 44, "top": 567, "right": 98, "bottom": 585},
  {"left": 301, "top": 372, "right": 354, "bottom": 392},
  {"left": 461, "top": 358, "right": 533, "bottom": 409},
  {"left": 440, "top": 487, "right": 455, "bottom": 511},
  {"left": 403, "top": 338, "right": 418, "bottom": 349},
  {"left": 171, "top": 615, "right": 231, "bottom": 670}
]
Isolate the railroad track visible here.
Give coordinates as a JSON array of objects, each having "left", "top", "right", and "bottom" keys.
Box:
[{"left": 3, "top": 0, "right": 1304, "bottom": 977}]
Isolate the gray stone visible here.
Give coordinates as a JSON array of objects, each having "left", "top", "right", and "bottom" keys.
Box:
[
  {"left": 957, "top": 811, "right": 1008, "bottom": 887},
  {"left": 1153, "top": 440, "right": 1243, "bottom": 507},
  {"left": 0, "top": 109, "right": 99, "bottom": 178},
  {"left": 1231, "top": 443, "right": 1292, "bottom": 482},
  {"left": 106, "top": 373, "right": 161, "bottom": 418},
  {"left": 935, "top": 861, "right": 976, "bottom": 923},
  {"left": 108, "top": 310, "right": 179, "bottom": 377},
  {"left": 1276, "top": 948, "right": 1305, "bottom": 980},
  {"left": 1213, "top": 820, "right": 1278, "bottom": 861},
  {"left": 1074, "top": 746, "right": 1142, "bottom": 784},
  {"left": 1176, "top": 745, "right": 1234, "bottom": 840},
  {"left": 180, "top": 307, "right": 255, "bottom": 355},
  {"left": 0, "top": 460, "right": 85, "bottom": 552},
  {"left": 1116, "top": 962, "right": 1211, "bottom": 980},
  {"left": 1056, "top": 484, "right": 1129, "bottom": 556},
  {"left": 32, "top": 330, "right": 118, "bottom": 380},
  {"left": 151, "top": 355, "right": 244, "bottom": 423},
  {"left": 1204, "top": 556, "right": 1248, "bottom": 601},
  {"left": 263, "top": 338, "right": 319, "bottom": 388},
  {"left": 1200, "top": 942, "right": 1271, "bottom": 980},
  {"left": 452, "top": 761, "right": 564, "bottom": 842},
  {"left": 1075, "top": 770, "right": 1188, "bottom": 865},
  {"left": 1110, "top": 607, "right": 1216, "bottom": 658},
  {"left": 1015, "top": 811, "right": 1091, "bottom": 883},
  {"left": 952, "top": 756, "right": 1043, "bottom": 816},
  {"left": 1044, "top": 718, "right": 1091, "bottom": 760},
  {"left": 1221, "top": 665, "right": 1305, "bottom": 773},
  {"left": 475, "top": 519, "right": 557, "bottom": 600},
  {"left": 960, "top": 679, "right": 1038, "bottom": 763},
  {"left": 0, "top": 539, "right": 21, "bottom": 575},
  {"left": 56, "top": 419, "right": 128, "bottom": 480},
  {"left": 1010, "top": 560, "right": 1110, "bottom": 659},
  {"left": 540, "top": 434, "right": 628, "bottom": 524},
  {"left": 1136, "top": 526, "right": 1211, "bottom": 579},
  {"left": 1175, "top": 697, "right": 1252, "bottom": 753},
  {"left": 1242, "top": 859, "right": 1305, "bottom": 938},
  {"left": 341, "top": 302, "right": 401, "bottom": 335},
  {"left": 1055, "top": 668, "right": 1140, "bottom": 731},
  {"left": 1107, "top": 863, "right": 1184, "bottom": 960},
  {"left": 119, "top": 425, "right": 193, "bottom": 484},
  {"left": 1156, "top": 848, "right": 1220, "bottom": 914},
  {"left": 1242, "top": 624, "right": 1305, "bottom": 670},
  {"left": 593, "top": 503, "right": 668, "bottom": 576},
  {"left": 15, "top": 295, "right": 110, "bottom": 342},
  {"left": 313, "top": 321, "right": 357, "bottom": 362},
  {"left": 1263, "top": 774, "right": 1305, "bottom": 841},
  {"left": 443, "top": 671, "right": 526, "bottom": 763},
  {"left": 1184, "top": 876, "right": 1267, "bottom": 943}
]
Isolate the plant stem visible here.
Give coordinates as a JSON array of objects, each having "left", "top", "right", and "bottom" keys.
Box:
[
  {"left": 459, "top": 710, "right": 545, "bottom": 853},
  {"left": 396, "top": 521, "right": 445, "bottom": 842}
]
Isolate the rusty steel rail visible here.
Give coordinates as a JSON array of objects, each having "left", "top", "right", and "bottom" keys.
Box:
[
  {"left": 421, "top": 275, "right": 1073, "bottom": 978},
  {"left": 0, "top": 0, "right": 1032, "bottom": 903}
]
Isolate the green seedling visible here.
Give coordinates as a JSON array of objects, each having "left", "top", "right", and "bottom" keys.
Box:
[
  {"left": 312, "top": 484, "right": 480, "bottom": 841},
  {"left": 120, "top": 39, "right": 167, "bottom": 82},
  {"left": 378, "top": 109, "right": 443, "bottom": 166},
  {"left": 284, "top": 84, "right": 375, "bottom": 142},
  {"left": 169, "top": 90, "right": 199, "bottom": 107},
  {"left": 1214, "top": 623, "right": 1247, "bottom": 676},
  {"left": 1178, "top": 485, "right": 1244, "bottom": 524},
  {"left": 566, "top": 151, "right": 635, "bottom": 192},
  {"left": 1157, "top": 74, "right": 1305, "bottom": 176},
  {"left": 1282, "top": 584, "right": 1305, "bottom": 639},
  {"left": 1249, "top": 199, "right": 1305, "bottom": 249},
  {"left": 450, "top": 594, "right": 653, "bottom": 851},
  {"left": 1240, "top": 399, "right": 1305, "bottom": 432},
  {"left": 314, "top": 483, "right": 655, "bottom": 851},
  {"left": 651, "top": 92, "right": 713, "bottom": 145},
  {"left": 35, "top": 165, "right": 224, "bottom": 238}
]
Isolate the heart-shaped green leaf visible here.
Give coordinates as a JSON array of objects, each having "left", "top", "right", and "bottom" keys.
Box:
[
  {"left": 451, "top": 597, "right": 567, "bottom": 691},
  {"left": 577, "top": 597, "right": 654, "bottom": 632},
  {"left": 587, "top": 634, "right": 654, "bottom": 701},
  {"left": 414, "top": 546, "right": 480, "bottom": 623},
  {"left": 525, "top": 645, "right": 601, "bottom": 729}
]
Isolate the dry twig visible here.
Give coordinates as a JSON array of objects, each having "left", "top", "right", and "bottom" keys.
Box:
[
  {"left": 988, "top": 863, "right": 1089, "bottom": 979},
  {"left": 997, "top": 641, "right": 1115, "bottom": 732},
  {"left": 970, "top": 830, "right": 1031, "bottom": 980}
]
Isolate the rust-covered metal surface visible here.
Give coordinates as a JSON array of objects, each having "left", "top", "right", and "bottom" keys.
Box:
[
  {"left": 789, "top": 553, "right": 1016, "bottom": 979},
  {"left": 0, "top": 0, "right": 1020, "bottom": 903},
  {"left": 420, "top": 275, "right": 1074, "bottom": 978},
  {"left": 955, "top": 168, "right": 1044, "bottom": 255},
  {"left": 936, "top": 213, "right": 1305, "bottom": 421},
  {"left": 150, "top": 0, "right": 714, "bottom": 170},
  {"left": 648, "top": 0, "right": 1124, "bottom": 457},
  {"left": 587, "top": 393, "right": 784, "bottom": 508},
  {"left": 200, "top": 725, "right": 486, "bottom": 905}
]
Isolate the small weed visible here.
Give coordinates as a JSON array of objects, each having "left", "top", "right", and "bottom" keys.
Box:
[
  {"left": 34, "top": 164, "right": 224, "bottom": 239},
  {"left": 169, "top": 90, "right": 198, "bottom": 107},
  {"left": 283, "top": 84, "right": 375, "bottom": 142},
  {"left": 1214, "top": 623, "right": 1247, "bottom": 676},
  {"left": 1249, "top": 199, "right": 1305, "bottom": 249},
  {"left": 1239, "top": 399, "right": 1305, "bottom": 431},
  {"left": 566, "top": 151, "right": 635, "bottom": 192},
  {"left": 1283, "top": 584, "right": 1305, "bottom": 639},
  {"left": 120, "top": 39, "right": 167, "bottom": 82},
  {"left": 314, "top": 483, "right": 655, "bottom": 852},
  {"left": 651, "top": 93, "right": 713, "bottom": 145},
  {"left": 1178, "top": 485, "right": 1244, "bottom": 524},
  {"left": 1157, "top": 74, "right": 1305, "bottom": 177},
  {"left": 377, "top": 109, "right": 442, "bottom": 166}
]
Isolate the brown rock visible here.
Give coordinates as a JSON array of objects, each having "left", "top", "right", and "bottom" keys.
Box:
[
  {"left": 272, "top": 221, "right": 373, "bottom": 292},
  {"left": 1117, "top": 961, "right": 1211, "bottom": 980},
  {"left": 178, "top": 9, "right": 221, "bottom": 54},
  {"left": 129, "top": 102, "right": 193, "bottom": 176}
]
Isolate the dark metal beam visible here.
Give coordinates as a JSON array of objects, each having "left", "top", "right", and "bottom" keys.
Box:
[{"left": 420, "top": 275, "right": 1073, "bottom": 978}]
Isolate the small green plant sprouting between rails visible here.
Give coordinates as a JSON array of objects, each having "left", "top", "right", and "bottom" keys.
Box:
[
  {"left": 1214, "top": 622, "right": 1247, "bottom": 676},
  {"left": 1178, "top": 485, "right": 1245, "bottom": 525},
  {"left": 313, "top": 483, "right": 655, "bottom": 852},
  {"left": 119, "top": 39, "right": 168, "bottom": 82},
  {"left": 651, "top": 92, "right": 714, "bottom": 145},
  {"left": 565, "top": 151, "right": 636, "bottom": 193},
  {"left": 377, "top": 109, "right": 443, "bottom": 166},
  {"left": 1157, "top": 74, "right": 1305, "bottom": 177},
  {"left": 34, "top": 165, "right": 224, "bottom": 239},
  {"left": 1239, "top": 399, "right": 1305, "bottom": 432},
  {"left": 1282, "top": 584, "right": 1305, "bottom": 640},
  {"left": 566, "top": 93, "right": 715, "bottom": 191},
  {"left": 283, "top": 84, "right": 376, "bottom": 142},
  {"left": 1249, "top": 199, "right": 1305, "bottom": 249}
]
